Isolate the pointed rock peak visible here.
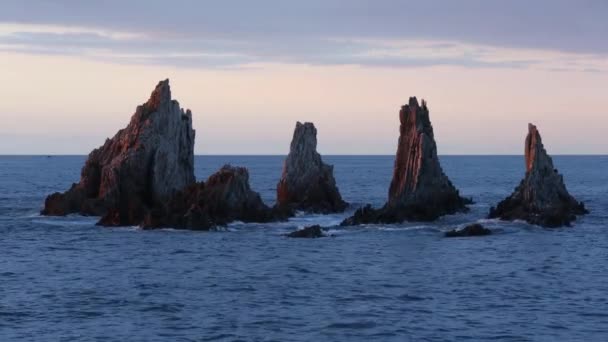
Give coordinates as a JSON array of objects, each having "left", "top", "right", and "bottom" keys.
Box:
[
  {"left": 297, "top": 121, "right": 315, "bottom": 129},
  {"left": 296, "top": 121, "right": 317, "bottom": 136},
  {"left": 146, "top": 79, "right": 172, "bottom": 111},
  {"left": 277, "top": 121, "right": 346, "bottom": 213},
  {"left": 295, "top": 121, "right": 317, "bottom": 134},
  {"left": 390, "top": 98, "right": 464, "bottom": 207},
  {"left": 341, "top": 99, "right": 469, "bottom": 226},
  {"left": 408, "top": 96, "right": 419, "bottom": 108},
  {"left": 525, "top": 123, "right": 549, "bottom": 173},
  {"left": 400, "top": 96, "right": 432, "bottom": 136},
  {"left": 291, "top": 121, "right": 318, "bottom": 150},
  {"left": 42, "top": 78, "right": 195, "bottom": 227},
  {"left": 489, "top": 123, "right": 587, "bottom": 227}
]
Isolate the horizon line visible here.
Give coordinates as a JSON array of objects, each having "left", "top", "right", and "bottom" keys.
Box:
[{"left": 2, "top": 154, "right": 607, "bottom": 157}]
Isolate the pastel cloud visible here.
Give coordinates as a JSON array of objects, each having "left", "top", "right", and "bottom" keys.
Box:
[{"left": 0, "top": 22, "right": 607, "bottom": 72}]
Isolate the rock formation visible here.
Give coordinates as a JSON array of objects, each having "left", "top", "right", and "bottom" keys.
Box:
[
  {"left": 42, "top": 79, "right": 195, "bottom": 226},
  {"left": 142, "top": 165, "right": 285, "bottom": 230},
  {"left": 445, "top": 224, "right": 492, "bottom": 237},
  {"left": 286, "top": 225, "right": 326, "bottom": 238},
  {"left": 488, "top": 124, "right": 587, "bottom": 227},
  {"left": 342, "top": 97, "right": 470, "bottom": 225},
  {"left": 276, "top": 122, "right": 347, "bottom": 213}
]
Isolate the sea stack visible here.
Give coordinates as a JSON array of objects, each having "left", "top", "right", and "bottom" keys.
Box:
[
  {"left": 143, "top": 165, "right": 281, "bottom": 230},
  {"left": 276, "top": 122, "right": 347, "bottom": 213},
  {"left": 42, "top": 79, "right": 195, "bottom": 226},
  {"left": 488, "top": 124, "right": 587, "bottom": 227},
  {"left": 342, "top": 97, "right": 469, "bottom": 225}
]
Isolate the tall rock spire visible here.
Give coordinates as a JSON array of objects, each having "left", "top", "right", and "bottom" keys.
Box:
[
  {"left": 342, "top": 97, "right": 469, "bottom": 225},
  {"left": 42, "top": 79, "right": 196, "bottom": 226},
  {"left": 388, "top": 97, "right": 464, "bottom": 209},
  {"left": 276, "top": 122, "right": 347, "bottom": 213},
  {"left": 489, "top": 123, "right": 587, "bottom": 227}
]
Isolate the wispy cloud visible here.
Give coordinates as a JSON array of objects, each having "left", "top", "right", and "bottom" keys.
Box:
[
  {"left": 0, "top": 22, "right": 142, "bottom": 40},
  {"left": 0, "top": 22, "right": 607, "bottom": 72},
  {"left": 337, "top": 38, "right": 608, "bottom": 72}
]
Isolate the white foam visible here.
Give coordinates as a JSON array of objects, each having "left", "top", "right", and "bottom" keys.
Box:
[
  {"left": 33, "top": 215, "right": 98, "bottom": 226},
  {"left": 377, "top": 224, "right": 430, "bottom": 231}
]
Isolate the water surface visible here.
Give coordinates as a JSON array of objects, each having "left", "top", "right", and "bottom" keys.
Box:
[{"left": 1, "top": 155, "right": 607, "bottom": 341}]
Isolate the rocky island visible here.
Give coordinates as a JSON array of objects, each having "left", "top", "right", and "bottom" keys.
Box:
[
  {"left": 42, "top": 79, "right": 196, "bottom": 226},
  {"left": 488, "top": 124, "right": 588, "bottom": 227},
  {"left": 142, "top": 165, "right": 287, "bottom": 230},
  {"left": 342, "top": 97, "right": 470, "bottom": 225},
  {"left": 41, "top": 79, "right": 293, "bottom": 230},
  {"left": 445, "top": 224, "right": 492, "bottom": 237},
  {"left": 276, "top": 122, "right": 347, "bottom": 213},
  {"left": 286, "top": 225, "right": 327, "bottom": 238}
]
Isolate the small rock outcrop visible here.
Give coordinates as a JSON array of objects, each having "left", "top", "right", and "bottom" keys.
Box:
[
  {"left": 488, "top": 124, "right": 587, "bottom": 227},
  {"left": 42, "top": 79, "right": 195, "bottom": 226},
  {"left": 286, "top": 225, "right": 326, "bottom": 238},
  {"left": 445, "top": 224, "right": 492, "bottom": 237},
  {"left": 276, "top": 122, "right": 347, "bottom": 213},
  {"left": 143, "top": 165, "right": 285, "bottom": 230},
  {"left": 342, "top": 97, "right": 470, "bottom": 226}
]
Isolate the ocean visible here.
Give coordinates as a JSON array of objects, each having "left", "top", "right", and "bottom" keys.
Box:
[{"left": 1, "top": 155, "right": 607, "bottom": 341}]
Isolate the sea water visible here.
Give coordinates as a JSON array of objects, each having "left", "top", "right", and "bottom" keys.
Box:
[{"left": 1, "top": 155, "right": 607, "bottom": 341}]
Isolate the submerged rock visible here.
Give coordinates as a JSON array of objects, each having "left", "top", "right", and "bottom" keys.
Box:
[
  {"left": 445, "top": 224, "right": 492, "bottom": 237},
  {"left": 286, "top": 225, "right": 326, "bottom": 238},
  {"left": 342, "top": 97, "right": 470, "bottom": 226},
  {"left": 488, "top": 124, "right": 587, "bottom": 227},
  {"left": 142, "top": 165, "right": 285, "bottom": 230},
  {"left": 42, "top": 79, "right": 195, "bottom": 226},
  {"left": 276, "top": 122, "right": 347, "bottom": 213}
]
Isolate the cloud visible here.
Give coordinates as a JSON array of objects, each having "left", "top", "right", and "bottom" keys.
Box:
[
  {"left": 3, "top": 1, "right": 607, "bottom": 50},
  {"left": 0, "top": 0, "right": 607, "bottom": 71}
]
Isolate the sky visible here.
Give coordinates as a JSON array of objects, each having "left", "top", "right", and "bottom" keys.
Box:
[{"left": 1, "top": 0, "right": 606, "bottom": 155}]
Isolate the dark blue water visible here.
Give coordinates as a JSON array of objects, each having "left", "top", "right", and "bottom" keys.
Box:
[{"left": 1, "top": 155, "right": 607, "bottom": 341}]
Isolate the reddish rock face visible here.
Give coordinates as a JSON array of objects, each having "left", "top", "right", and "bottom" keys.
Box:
[
  {"left": 342, "top": 97, "right": 470, "bottom": 226},
  {"left": 42, "top": 79, "right": 196, "bottom": 226},
  {"left": 142, "top": 165, "right": 286, "bottom": 230},
  {"left": 489, "top": 124, "right": 587, "bottom": 227},
  {"left": 276, "top": 122, "right": 347, "bottom": 213},
  {"left": 389, "top": 97, "right": 452, "bottom": 204}
]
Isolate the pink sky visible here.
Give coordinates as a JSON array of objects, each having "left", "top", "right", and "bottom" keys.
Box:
[{"left": 0, "top": 3, "right": 606, "bottom": 155}]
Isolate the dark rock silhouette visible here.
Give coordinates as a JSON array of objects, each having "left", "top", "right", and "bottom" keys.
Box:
[
  {"left": 286, "top": 225, "right": 326, "bottom": 238},
  {"left": 277, "top": 122, "right": 347, "bottom": 213},
  {"left": 342, "top": 97, "right": 470, "bottom": 226},
  {"left": 445, "top": 224, "right": 492, "bottom": 237},
  {"left": 488, "top": 124, "right": 587, "bottom": 227},
  {"left": 42, "top": 79, "right": 195, "bottom": 226},
  {"left": 142, "top": 165, "right": 286, "bottom": 230}
]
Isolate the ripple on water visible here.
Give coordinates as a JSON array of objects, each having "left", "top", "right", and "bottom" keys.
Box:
[
  {"left": 325, "top": 321, "right": 378, "bottom": 330},
  {"left": 1, "top": 155, "right": 608, "bottom": 341}
]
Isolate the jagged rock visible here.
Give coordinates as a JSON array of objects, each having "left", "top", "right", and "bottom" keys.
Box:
[
  {"left": 488, "top": 124, "right": 587, "bottom": 227},
  {"left": 341, "top": 97, "right": 470, "bottom": 226},
  {"left": 142, "top": 165, "right": 287, "bottom": 230},
  {"left": 286, "top": 225, "right": 326, "bottom": 238},
  {"left": 276, "top": 122, "right": 347, "bottom": 213},
  {"left": 445, "top": 224, "right": 492, "bottom": 237},
  {"left": 42, "top": 79, "right": 195, "bottom": 226}
]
